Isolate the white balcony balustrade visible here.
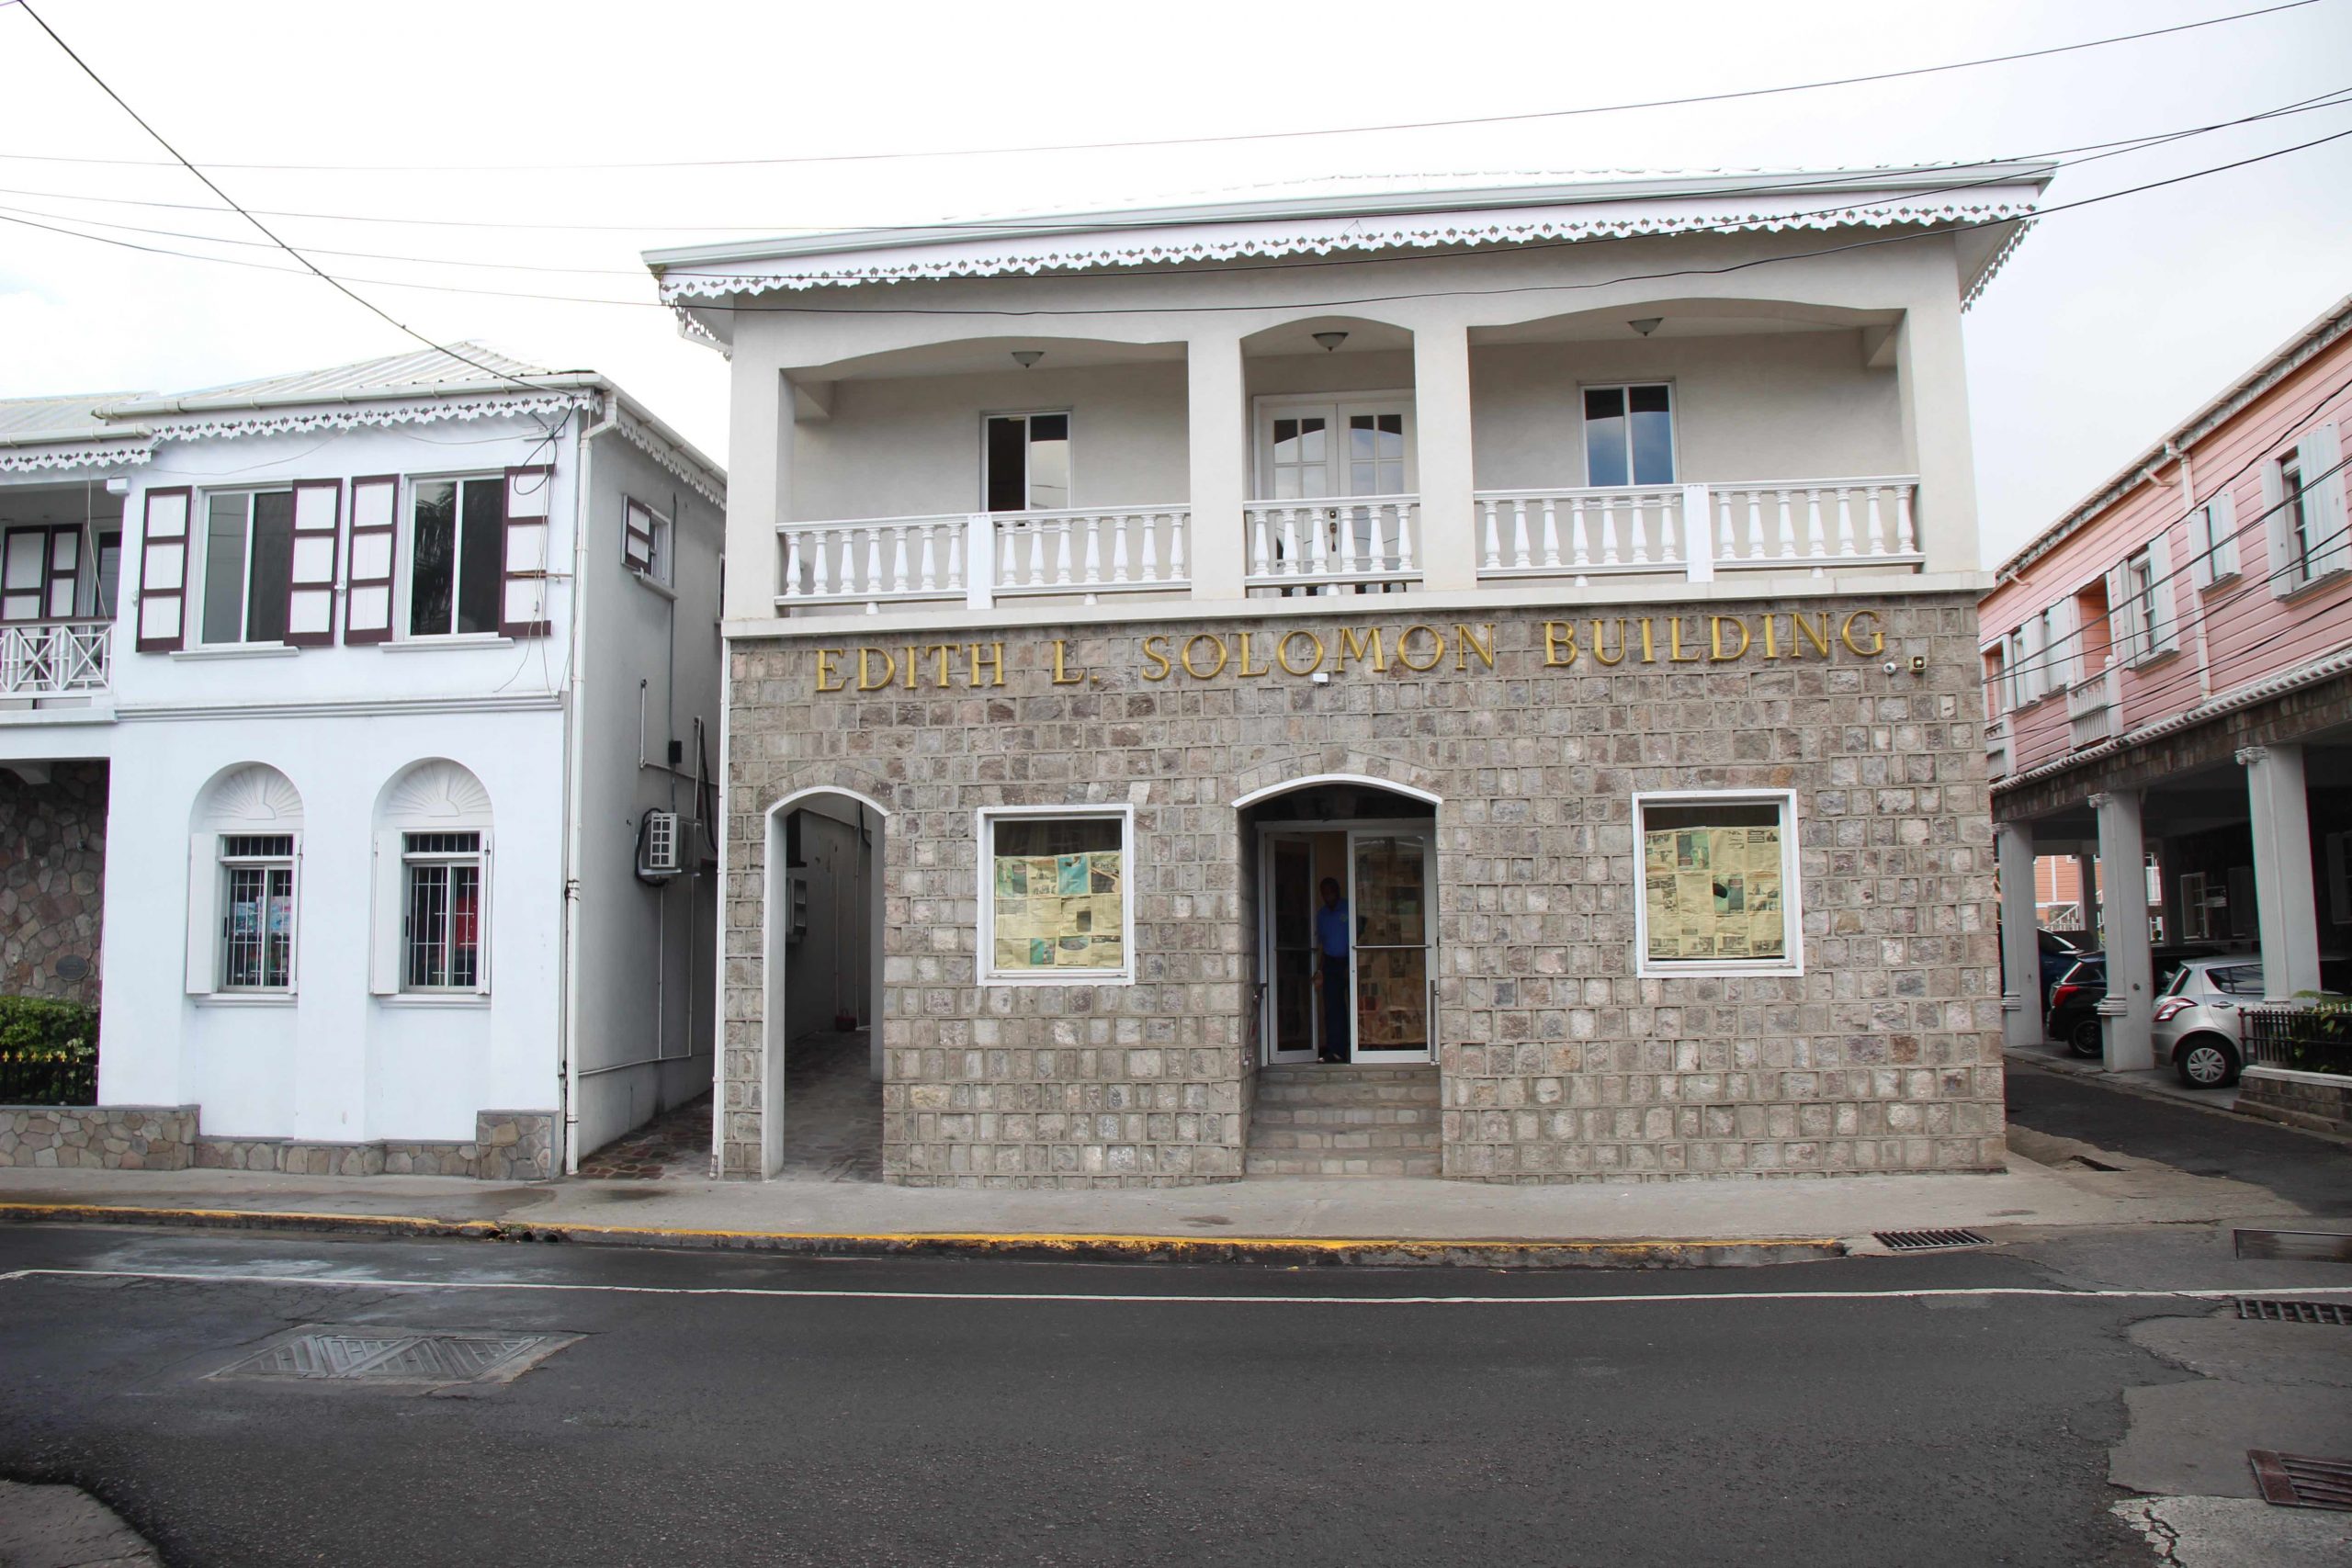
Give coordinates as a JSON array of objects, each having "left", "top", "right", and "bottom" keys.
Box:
[
  {"left": 991, "top": 507, "right": 1190, "bottom": 600},
  {"left": 0, "top": 621, "right": 111, "bottom": 699},
  {"left": 1473, "top": 478, "right": 1920, "bottom": 584},
  {"left": 1244, "top": 495, "right": 1420, "bottom": 593},
  {"left": 775, "top": 508, "right": 1190, "bottom": 614}
]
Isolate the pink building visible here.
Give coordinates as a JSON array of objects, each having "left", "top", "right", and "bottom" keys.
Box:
[{"left": 1983, "top": 294, "right": 2352, "bottom": 1070}]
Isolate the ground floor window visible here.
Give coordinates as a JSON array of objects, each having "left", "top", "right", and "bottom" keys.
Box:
[
  {"left": 1634, "top": 791, "right": 1802, "bottom": 975},
  {"left": 402, "top": 831, "right": 484, "bottom": 990},
  {"left": 978, "top": 807, "right": 1130, "bottom": 983},
  {"left": 218, "top": 833, "right": 296, "bottom": 990}
]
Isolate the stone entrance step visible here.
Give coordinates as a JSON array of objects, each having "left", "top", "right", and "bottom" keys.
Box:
[{"left": 1245, "top": 1064, "right": 1442, "bottom": 1178}]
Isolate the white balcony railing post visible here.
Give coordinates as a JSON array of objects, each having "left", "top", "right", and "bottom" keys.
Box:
[
  {"left": 1681, "top": 484, "right": 1714, "bottom": 582},
  {"left": 966, "top": 513, "right": 995, "bottom": 610}
]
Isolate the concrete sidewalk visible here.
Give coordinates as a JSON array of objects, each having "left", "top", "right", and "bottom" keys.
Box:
[{"left": 0, "top": 1118, "right": 2317, "bottom": 1268}]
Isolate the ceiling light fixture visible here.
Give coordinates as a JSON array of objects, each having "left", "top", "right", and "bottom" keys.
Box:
[
  {"left": 1628, "top": 318, "right": 1663, "bottom": 338},
  {"left": 1012, "top": 351, "right": 1044, "bottom": 368},
  {"left": 1311, "top": 331, "right": 1349, "bottom": 353}
]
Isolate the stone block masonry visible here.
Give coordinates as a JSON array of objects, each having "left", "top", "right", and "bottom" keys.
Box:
[
  {"left": 0, "top": 761, "right": 107, "bottom": 1005},
  {"left": 723, "top": 590, "right": 2004, "bottom": 1186},
  {"left": 0, "top": 1106, "right": 552, "bottom": 1179}
]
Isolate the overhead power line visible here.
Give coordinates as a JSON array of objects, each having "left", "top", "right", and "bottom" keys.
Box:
[
  {"left": 0, "top": 0, "right": 2322, "bottom": 173},
  {"left": 11, "top": 2, "right": 553, "bottom": 396},
  {"left": 6, "top": 90, "right": 2342, "bottom": 288}
]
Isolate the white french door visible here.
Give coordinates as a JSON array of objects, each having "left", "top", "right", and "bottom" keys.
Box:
[{"left": 1254, "top": 396, "right": 1415, "bottom": 502}]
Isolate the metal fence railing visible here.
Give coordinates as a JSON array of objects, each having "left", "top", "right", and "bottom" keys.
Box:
[
  {"left": 2240, "top": 1009, "right": 2352, "bottom": 1076},
  {"left": 0, "top": 1050, "right": 96, "bottom": 1106}
]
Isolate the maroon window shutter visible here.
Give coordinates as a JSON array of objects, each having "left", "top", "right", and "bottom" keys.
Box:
[
  {"left": 283, "top": 479, "right": 342, "bottom": 647},
  {"left": 344, "top": 476, "right": 398, "bottom": 644},
  {"left": 500, "top": 464, "right": 554, "bottom": 637},
  {"left": 133, "top": 486, "right": 192, "bottom": 652}
]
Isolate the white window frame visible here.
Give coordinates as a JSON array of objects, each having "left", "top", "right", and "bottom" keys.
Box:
[
  {"left": 1632, "top": 788, "right": 1804, "bottom": 978},
  {"left": 397, "top": 830, "right": 491, "bottom": 995},
  {"left": 975, "top": 803, "right": 1136, "bottom": 987},
  {"left": 2192, "top": 488, "right": 2240, "bottom": 587},
  {"left": 2179, "top": 871, "right": 2211, "bottom": 942},
  {"left": 195, "top": 487, "right": 295, "bottom": 648},
  {"left": 622, "top": 498, "right": 673, "bottom": 588},
  {"left": 1579, "top": 380, "right": 1679, "bottom": 490},
  {"left": 979, "top": 409, "right": 1075, "bottom": 513},
  {"left": 400, "top": 471, "right": 505, "bottom": 640},
  {"left": 214, "top": 832, "right": 300, "bottom": 994},
  {"left": 2119, "top": 547, "right": 2156, "bottom": 664}
]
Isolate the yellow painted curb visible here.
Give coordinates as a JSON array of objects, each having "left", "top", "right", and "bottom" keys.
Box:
[{"left": 0, "top": 1201, "right": 1846, "bottom": 1269}]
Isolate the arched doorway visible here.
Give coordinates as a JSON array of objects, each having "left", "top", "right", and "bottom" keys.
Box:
[{"left": 762, "top": 788, "right": 887, "bottom": 1179}]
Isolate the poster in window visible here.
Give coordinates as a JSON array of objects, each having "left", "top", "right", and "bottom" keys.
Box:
[
  {"left": 990, "top": 845, "right": 1125, "bottom": 972},
  {"left": 1643, "top": 819, "right": 1786, "bottom": 962}
]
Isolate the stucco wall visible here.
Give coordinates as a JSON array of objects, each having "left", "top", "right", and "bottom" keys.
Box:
[
  {"left": 721, "top": 587, "right": 2001, "bottom": 1185},
  {"left": 0, "top": 761, "right": 106, "bottom": 1004}
]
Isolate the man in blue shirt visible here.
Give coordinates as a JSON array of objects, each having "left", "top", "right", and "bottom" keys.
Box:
[{"left": 1314, "top": 877, "right": 1350, "bottom": 1064}]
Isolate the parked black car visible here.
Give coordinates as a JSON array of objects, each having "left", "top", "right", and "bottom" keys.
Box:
[
  {"left": 2045, "top": 944, "right": 2225, "bottom": 1056},
  {"left": 1997, "top": 921, "right": 2086, "bottom": 1011}
]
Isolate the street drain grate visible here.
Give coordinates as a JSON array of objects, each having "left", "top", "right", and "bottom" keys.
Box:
[
  {"left": 1872, "top": 1228, "right": 1989, "bottom": 1252},
  {"left": 2235, "top": 1299, "right": 2352, "bottom": 1325},
  {"left": 211, "top": 1327, "right": 578, "bottom": 1387},
  {"left": 2249, "top": 1450, "right": 2352, "bottom": 1511}
]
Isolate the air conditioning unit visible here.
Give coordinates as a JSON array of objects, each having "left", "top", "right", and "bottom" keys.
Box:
[{"left": 637, "top": 809, "right": 683, "bottom": 882}]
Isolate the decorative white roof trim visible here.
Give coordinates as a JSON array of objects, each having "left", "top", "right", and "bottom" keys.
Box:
[
  {"left": 0, "top": 442, "right": 153, "bottom": 474},
  {"left": 657, "top": 197, "right": 2041, "bottom": 300},
  {"left": 611, "top": 404, "right": 727, "bottom": 509},
  {"left": 144, "top": 389, "right": 597, "bottom": 446},
  {"left": 1961, "top": 217, "right": 2036, "bottom": 312}
]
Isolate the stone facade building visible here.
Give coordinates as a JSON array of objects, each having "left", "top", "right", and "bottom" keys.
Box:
[
  {"left": 650, "top": 168, "right": 2047, "bottom": 1185},
  {"left": 0, "top": 761, "right": 107, "bottom": 1006}
]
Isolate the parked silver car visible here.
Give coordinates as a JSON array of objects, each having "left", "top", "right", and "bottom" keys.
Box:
[{"left": 2151, "top": 957, "right": 2267, "bottom": 1088}]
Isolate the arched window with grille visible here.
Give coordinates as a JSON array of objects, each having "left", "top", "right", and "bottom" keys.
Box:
[
  {"left": 187, "top": 764, "right": 304, "bottom": 996},
  {"left": 370, "top": 760, "right": 492, "bottom": 997}
]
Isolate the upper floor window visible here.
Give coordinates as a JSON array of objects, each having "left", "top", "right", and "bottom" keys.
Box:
[
  {"left": 624, "top": 499, "right": 672, "bottom": 587},
  {"left": 200, "top": 490, "right": 294, "bottom": 645},
  {"left": 2267, "top": 423, "right": 2347, "bottom": 596},
  {"left": 1583, "top": 384, "right": 1675, "bottom": 489},
  {"left": 2190, "top": 487, "right": 2239, "bottom": 587},
  {"left": 984, "top": 412, "right": 1069, "bottom": 513},
  {"left": 410, "top": 476, "right": 504, "bottom": 637},
  {"left": 1, "top": 525, "right": 80, "bottom": 623}
]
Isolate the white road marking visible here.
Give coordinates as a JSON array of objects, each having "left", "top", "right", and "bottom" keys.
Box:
[{"left": 4, "top": 1267, "right": 2352, "bottom": 1307}]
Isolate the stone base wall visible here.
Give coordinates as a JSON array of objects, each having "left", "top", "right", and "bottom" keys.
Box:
[
  {"left": 0, "top": 1106, "right": 553, "bottom": 1179},
  {"left": 0, "top": 762, "right": 107, "bottom": 1005},
  {"left": 191, "top": 1111, "right": 557, "bottom": 1180},
  {"left": 2236, "top": 1066, "right": 2352, "bottom": 1135},
  {"left": 724, "top": 591, "right": 2004, "bottom": 1187},
  {"left": 0, "top": 1105, "right": 195, "bottom": 1169}
]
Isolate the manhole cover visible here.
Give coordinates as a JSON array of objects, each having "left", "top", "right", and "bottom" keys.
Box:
[
  {"left": 2249, "top": 1450, "right": 2352, "bottom": 1511},
  {"left": 2235, "top": 1300, "right": 2352, "bottom": 1325},
  {"left": 1872, "top": 1228, "right": 1989, "bottom": 1252},
  {"left": 211, "top": 1327, "right": 578, "bottom": 1388}
]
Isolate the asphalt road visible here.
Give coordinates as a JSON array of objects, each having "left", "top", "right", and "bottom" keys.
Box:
[
  {"left": 2004, "top": 1060, "right": 2352, "bottom": 1214},
  {"left": 0, "top": 1223, "right": 2254, "bottom": 1568}
]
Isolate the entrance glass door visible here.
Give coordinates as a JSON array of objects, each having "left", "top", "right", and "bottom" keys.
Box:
[
  {"left": 1348, "top": 831, "right": 1432, "bottom": 1057},
  {"left": 1262, "top": 835, "right": 1319, "bottom": 1064}
]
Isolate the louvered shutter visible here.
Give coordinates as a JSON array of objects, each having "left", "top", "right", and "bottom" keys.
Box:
[
  {"left": 2044, "top": 596, "right": 2076, "bottom": 690},
  {"left": 186, "top": 834, "right": 218, "bottom": 994},
  {"left": 2109, "top": 565, "right": 2141, "bottom": 665},
  {"left": 2148, "top": 533, "right": 2178, "bottom": 651},
  {"left": 2207, "top": 487, "right": 2239, "bottom": 581},
  {"left": 2263, "top": 457, "right": 2297, "bottom": 596},
  {"left": 500, "top": 465, "right": 553, "bottom": 637},
  {"left": 2021, "top": 614, "right": 2047, "bottom": 702},
  {"left": 134, "top": 487, "right": 192, "bottom": 652},
  {"left": 344, "top": 476, "right": 398, "bottom": 643},
  {"left": 2302, "top": 422, "right": 2348, "bottom": 581},
  {"left": 283, "top": 479, "right": 341, "bottom": 647},
  {"left": 369, "top": 829, "right": 404, "bottom": 995}
]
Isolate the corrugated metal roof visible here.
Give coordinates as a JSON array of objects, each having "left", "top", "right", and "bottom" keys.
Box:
[
  {"left": 152, "top": 342, "right": 569, "bottom": 404},
  {"left": 0, "top": 391, "right": 150, "bottom": 444}
]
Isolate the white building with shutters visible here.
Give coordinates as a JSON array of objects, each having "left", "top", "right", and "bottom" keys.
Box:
[{"left": 0, "top": 345, "right": 725, "bottom": 1178}]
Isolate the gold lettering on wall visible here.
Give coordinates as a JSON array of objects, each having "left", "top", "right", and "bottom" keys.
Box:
[
  {"left": 1181, "top": 633, "right": 1228, "bottom": 680},
  {"left": 1277, "top": 629, "right": 1325, "bottom": 675},
  {"left": 1544, "top": 621, "right": 1577, "bottom": 667},
  {"left": 1841, "top": 609, "right": 1884, "bottom": 656},
  {"left": 856, "top": 648, "right": 895, "bottom": 691},
  {"left": 1335, "top": 626, "right": 1387, "bottom": 673},
  {"left": 1396, "top": 625, "right": 1445, "bottom": 672},
  {"left": 815, "top": 649, "right": 845, "bottom": 692},
  {"left": 1050, "top": 638, "right": 1086, "bottom": 685},
  {"left": 1235, "top": 632, "right": 1271, "bottom": 677},
  {"left": 968, "top": 642, "right": 1005, "bottom": 688},
  {"left": 1710, "top": 616, "right": 1750, "bottom": 661},
  {"left": 1140, "top": 635, "right": 1172, "bottom": 682},
  {"left": 1792, "top": 614, "right": 1831, "bottom": 658},
  {"left": 1591, "top": 619, "right": 1627, "bottom": 667},
  {"left": 1453, "top": 624, "right": 1496, "bottom": 671}
]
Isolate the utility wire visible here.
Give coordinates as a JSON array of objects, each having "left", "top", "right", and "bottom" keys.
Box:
[
  {"left": 6, "top": 87, "right": 2343, "bottom": 281},
  {"left": 11, "top": 2, "right": 552, "bottom": 396},
  {"left": 7, "top": 118, "right": 2349, "bottom": 317},
  {"left": 0, "top": 0, "right": 2322, "bottom": 172}
]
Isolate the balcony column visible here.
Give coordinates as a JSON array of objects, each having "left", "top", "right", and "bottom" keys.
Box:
[
  {"left": 1891, "top": 299, "right": 1981, "bottom": 575},
  {"left": 2239, "top": 743, "right": 2322, "bottom": 1004},
  {"left": 1412, "top": 321, "right": 1476, "bottom": 592},
  {"left": 2090, "top": 791, "right": 2154, "bottom": 1071},
  {"left": 1186, "top": 330, "right": 1249, "bottom": 602},
  {"left": 724, "top": 363, "right": 792, "bottom": 622},
  {"left": 1996, "top": 821, "right": 2042, "bottom": 1051}
]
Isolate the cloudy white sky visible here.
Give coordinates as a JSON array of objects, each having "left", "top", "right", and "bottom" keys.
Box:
[{"left": 1, "top": 0, "right": 2346, "bottom": 567}]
